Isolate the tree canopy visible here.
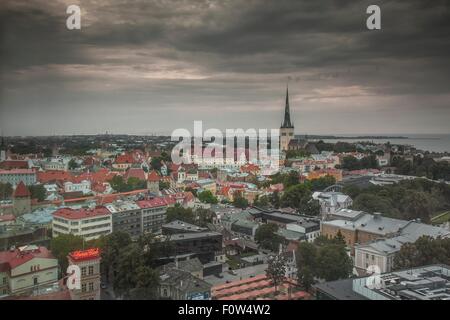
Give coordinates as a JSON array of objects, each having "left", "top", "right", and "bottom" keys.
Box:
[
  {"left": 255, "top": 223, "right": 284, "bottom": 252},
  {"left": 348, "top": 178, "right": 450, "bottom": 223}
]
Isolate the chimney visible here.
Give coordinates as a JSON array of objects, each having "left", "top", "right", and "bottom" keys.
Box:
[{"left": 373, "top": 212, "right": 382, "bottom": 220}]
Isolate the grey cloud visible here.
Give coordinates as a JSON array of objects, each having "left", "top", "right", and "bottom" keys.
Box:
[{"left": 0, "top": 0, "right": 450, "bottom": 135}]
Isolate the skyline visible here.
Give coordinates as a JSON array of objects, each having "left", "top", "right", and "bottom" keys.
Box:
[{"left": 1, "top": 0, "right": 450, "bottom": 136}]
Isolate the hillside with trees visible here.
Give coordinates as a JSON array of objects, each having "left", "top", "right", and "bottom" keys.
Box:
[{"left": 344, "top": 178, "right": 450, "bottom": 223}]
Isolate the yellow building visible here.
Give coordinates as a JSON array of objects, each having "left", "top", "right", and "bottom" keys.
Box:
[{"left": 0, "top": 245, "right": 58, "bottom": 297}]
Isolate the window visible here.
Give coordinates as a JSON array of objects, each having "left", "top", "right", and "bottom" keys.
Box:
[
  {"left": 88, "top": 266, "right": 94, "bottom": 275},
  {"left": 82, "top": 283, "right": 87, "bottom": 292},
  {"left": 33, "top": 278, "right": 38, "bottom": 286},
  {"left": 81, "top": 267, "right": 87, "bottom": 276},
  {"left": 89, "top": 282, "right": 94, "bottom": 291},
  {"left": 2, "top": 277, "right": 6, "bottom": 285}
]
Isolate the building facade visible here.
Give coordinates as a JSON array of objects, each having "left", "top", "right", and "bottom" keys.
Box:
[
  {"left": 67, "top": 248, "right": 101, "bottom": 300},
  {"left": 52, "top": 207, "right": 112, "bottom": 241},
  {"left": 0, "top": 245, "right": 58, "bottom": 297},
  {"left": 0, "top": 169, "right": 36, "bottom": 186}
]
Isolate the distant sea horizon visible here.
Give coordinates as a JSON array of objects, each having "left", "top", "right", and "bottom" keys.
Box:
[{"left": 301, "top": 133, "right": 450, "bottom": 153}]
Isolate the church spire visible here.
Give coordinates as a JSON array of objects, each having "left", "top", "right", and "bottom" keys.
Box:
[
  {"left": 281, "top": 84, "right": 293, "bottom": 128},
  {"left": 0, "top": 129, "right": 5, "bottom": 149}
]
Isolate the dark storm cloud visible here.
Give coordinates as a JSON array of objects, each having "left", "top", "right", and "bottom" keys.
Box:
[{"left": 0, "top": 0, "right": 450, "bottom": 135}]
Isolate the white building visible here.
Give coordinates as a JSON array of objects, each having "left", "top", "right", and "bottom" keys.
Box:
[
  {"left": 312, "top": 191, "right": 353, "bottom": 218},
  {"left": 285, "top": 221, "right": 321, "bottom": 243},
  {"left": 42, "top": 158, "right": 69, "bottom": 171},
  {"left": 64, "top": 180, "right": 91, "bottom": 195},
  {"left": 354, "top": 221, "right": 450, "bottom": 275},
  {"left": 52, "top": 206, "right": 112, "bottom": 241}
]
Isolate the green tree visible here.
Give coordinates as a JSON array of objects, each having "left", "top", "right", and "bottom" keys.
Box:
[
  {"left": 166, "top": 204, "right": 195, "bottom": 223},
  {"left": 100, "top": 232, "right": 132, "bottom": 281},
  {"left": 283, "top": 171, "right": 300, "bottom": 189},
  {"left": 352, "top": 193, "right": 398, "bottom": 216},
  {"left": 159, "top": 180, "right": 170, "bottom": 191},
  {"left": 270, "top": 191, "right": 281, "bottom": 209},
  {"left": 150, "top": 157, "right": 162, "bottom": 172},
  {"left": 0, "top": 182, "right": 13, "bottom": 199},
  {"left": 401, "top": 191, "right": 434, "bottom": 223},
  {"left": 394, "top": 236, "right": 450, "bottom": 270},
  {"left": 129, "top": 266, "right": 160, "bottom": 299},
  {"left": 50, "top": 234, "right": 84, "bottom": 274},
  {"left": 297, "top": 242, "right": 317, "bottom": 269},
  {"left": 255, "top": 223, "right": 283, "bottom": 252},
  {"left": 195, "top": 208, "right": 215, "bottom": 227},
  {"left": 310, "top": 175, "right": 336, "bottom": 191},
  {"left": 198, "top": 190, "right": 218, "bottom": 204},
  {"left": 28, "top": 184, "right": 46, "bottom": 202},
  {"left": 233, "top": 193, "right": 249, "bottom": 209},
  {"left": 68, "top": 158, "right": 78, "bottom": 170},
  {"left": 315, "top": 244, "right": 353, "bottom": 281},
  {"left": 254, "top": 195, "right": 270, "bottom": 208},
  {"left": 281, "top": 184, "right": 319, "bottom": 215},
  {"left": 297, "top": 266, "right": 315, "bottom": 291},
  {"left": 266, "top": 254, "right": 287, "bottom": 293}
]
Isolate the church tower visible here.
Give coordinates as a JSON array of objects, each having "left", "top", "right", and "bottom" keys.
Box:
[
  {"left": 280, "top": 86, "right": 294, "bottom": 151},
  {"left": 0, "top": 134, "right": 6, "bottom": 162}
]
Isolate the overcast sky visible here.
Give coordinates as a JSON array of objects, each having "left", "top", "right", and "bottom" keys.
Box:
[{"left": 1, "top": 0, "right": 449, "bottom": 136}]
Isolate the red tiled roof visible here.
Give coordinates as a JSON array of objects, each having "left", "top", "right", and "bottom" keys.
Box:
[
  {"left": 53, "top": 206, "right": 111, "bottom": 220},
  {"left": 13, "top": 181, "right": 31, "bottom": 198},
  {"left": 240, "top": 163, "right": 260, "bottom": 174},
  {"left": 147, "top": 170, "right": 160, "bottom": 182},
  {"left": 115, "top": 154, "right": 138, "bottom": 164},
  {"left": 198, "top": 172, "right": 211, "bottom": 179},
  {"left": 169, "top": 163, "right": 180, "bottom": 172},
  {"left": 0, "top": 160, "right": 29, "bottom": 169},
  {"left": 37, "top": 171, "right": 73, "bottom": 183},
  {"left": 124, "top": 168, "right": 146, "bottom": 181},
  {"left": 136, "top": 197, "right": 170, "bottom": 209},
  {"left": 91, "top": 181, "right": 107, "bottom": 193},
  {"left": 0, "top": 246, "right": 55, "bottom": 271},
  {"left": 0, "top": 214, "right": 16, "bottom": 222},
  {"left": 71, "top": 168, "right": 117, "bottom": 184},
  {"left": 164, "top": 192, "right": 194, "bottom": 205},
  {"left": 0, "top": 169, "right": 35, "bottom": 175}
]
